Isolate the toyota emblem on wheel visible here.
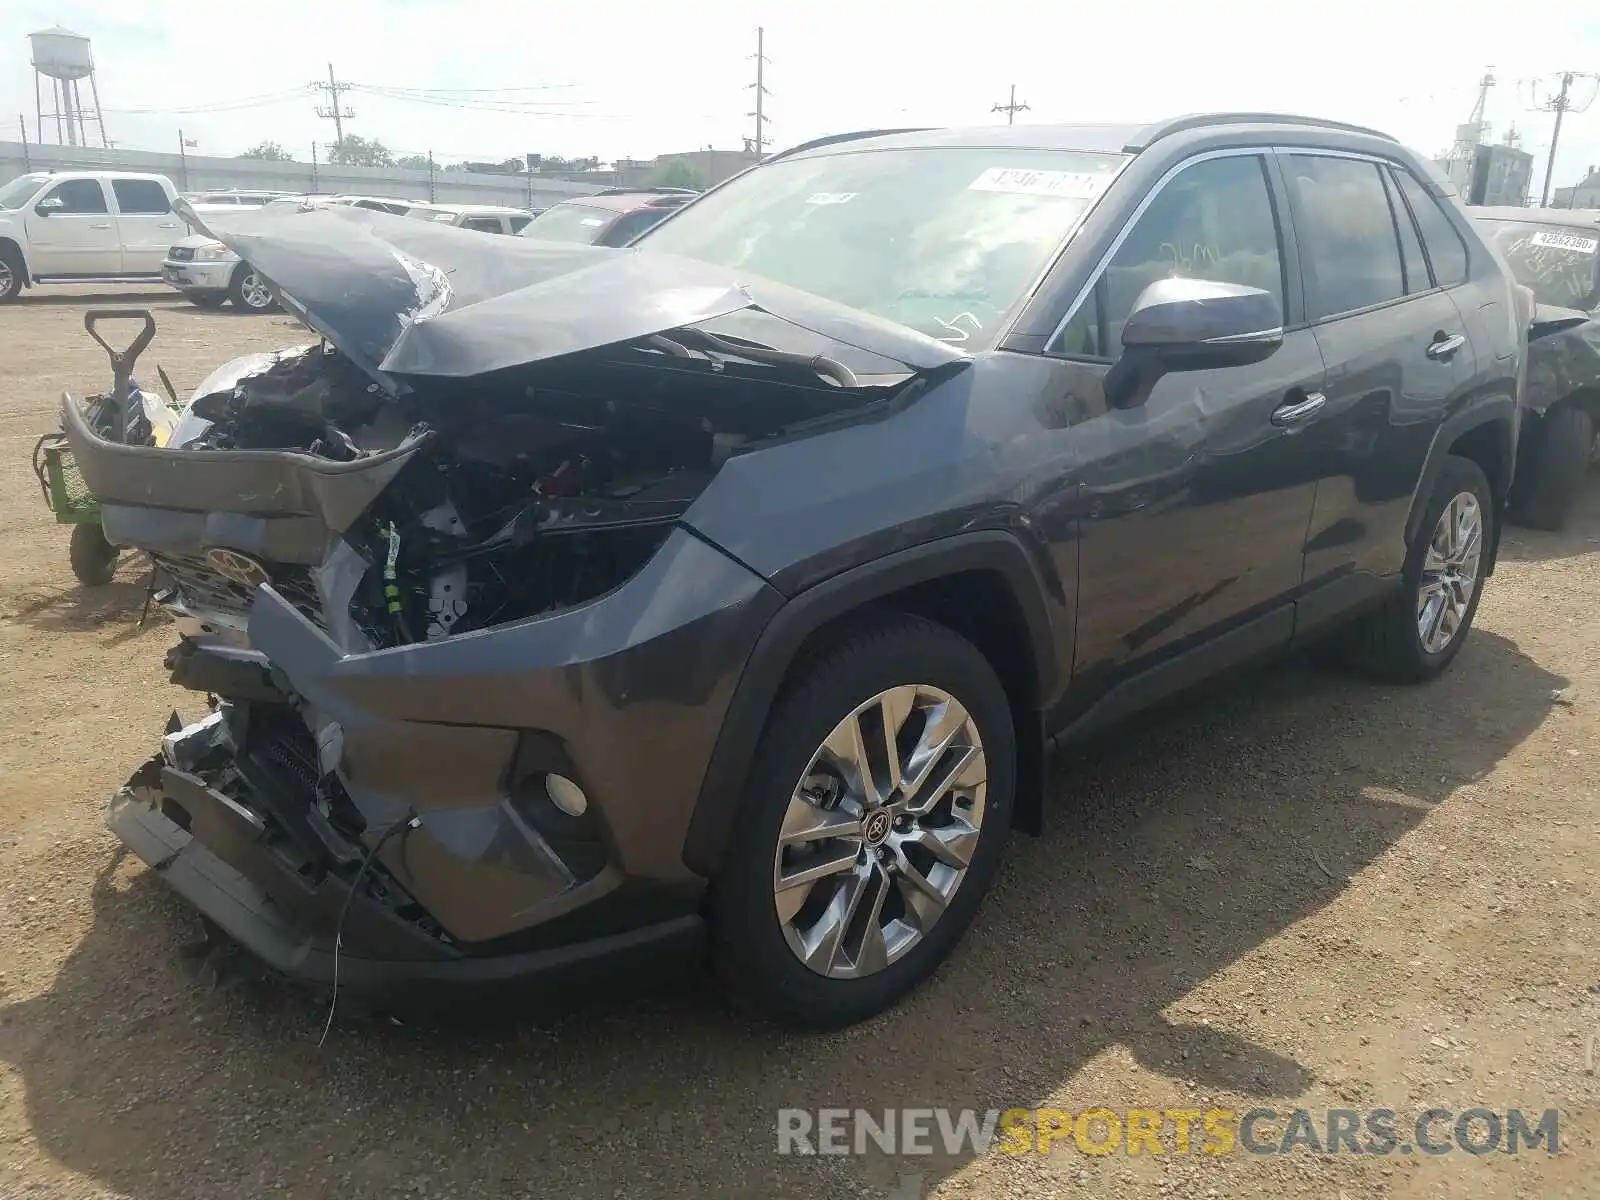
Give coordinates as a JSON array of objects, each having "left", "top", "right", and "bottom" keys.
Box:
[{"left": 204, "top": 547, "right": 270, "bottom": 590}]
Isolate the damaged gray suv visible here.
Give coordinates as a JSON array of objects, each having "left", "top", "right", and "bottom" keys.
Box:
[{"left": 66, "top": 115, "right": 1523, "bottom": 1029}]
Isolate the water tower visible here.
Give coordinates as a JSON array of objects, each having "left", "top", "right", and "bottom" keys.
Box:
[{"left": 30, "top": 27, "right": 109, "bottom": 148}]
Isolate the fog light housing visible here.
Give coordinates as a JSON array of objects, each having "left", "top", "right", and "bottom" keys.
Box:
[{"left": 544, "top": 772, "right": 589, "bottom": 817}]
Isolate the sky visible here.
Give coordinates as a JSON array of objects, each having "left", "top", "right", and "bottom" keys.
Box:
[{"left": 4, "top": 0, "right": 1600, "bottom": 196}]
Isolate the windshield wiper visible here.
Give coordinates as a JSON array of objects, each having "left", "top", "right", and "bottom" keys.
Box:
[{"left": 649, "top": 329, "right": 860, "bottom": 388}]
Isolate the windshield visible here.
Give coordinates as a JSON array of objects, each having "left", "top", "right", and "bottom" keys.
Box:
[
  {"left": 635, "top": 146, "right": 1128, "bottom": 345},
  {"left": 0, "top": 174, "right": 47, "bottom": 210},
  {"left": 520, "top": 202, "right": 614, "bottom": 244},
  {"left": 1481, "top": 220, "right": 1600, "bottom": 310}
]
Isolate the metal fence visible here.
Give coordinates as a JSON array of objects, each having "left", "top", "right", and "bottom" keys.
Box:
[{"left": 0, "top": 140, "right": 609, "bottom": 210}]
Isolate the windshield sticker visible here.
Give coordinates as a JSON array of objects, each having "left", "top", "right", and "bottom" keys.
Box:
[
  {"left": 806, "top": 192, "right": 858, "bottom": 205},
  {"left": 967, "top": 167, "right": 1113, "bottom": 200},
  {"left": 1531, "top": 230, "right": 1599, "bottom": 255},
  {"left": 579, "top": 217, "right": 605, "bottom": 227}
]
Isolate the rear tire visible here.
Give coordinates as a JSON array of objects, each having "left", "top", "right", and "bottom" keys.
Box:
[
  {"left": 1344, "top": 455, "right": 1492, "bottom": 683},
  {"left": 0, "top": 244, "right": 24, "bottom": 304},
  {"left": 711, "top": 613, "right": 1015, "bottom": 1029},
  {"left": 1508, "top": 402, "right": 1594, "bottom": 531},
  {"left": 69, "top": 522, "right": 119, "bottom": 587}
]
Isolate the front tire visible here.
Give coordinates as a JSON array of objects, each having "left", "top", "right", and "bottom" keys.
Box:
[
  {"left": 711, "top": 613, "right": 1015, "bottom": 1029},
  {"left": 228, "top": 265, "right": 275, "bottom": 312},
  {"left": 1508, "top": 402, "right": 1594, "bottom": 531},
  {"left": 1346, "top": 455, "right": 1492, "bottom": 683}
]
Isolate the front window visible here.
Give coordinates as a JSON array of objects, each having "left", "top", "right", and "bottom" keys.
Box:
[
  {"left": 520, "top": 202, "right": 615, "bottom": 244},
  {"left": 0, "top": 174, "right": 47, "bottom": 209},
  {"left": 635, "top": 146, "right": 1128, "bottom": 345},
  {"left": 1480, "top": 220, "right": 1600, "bottom": 310}
]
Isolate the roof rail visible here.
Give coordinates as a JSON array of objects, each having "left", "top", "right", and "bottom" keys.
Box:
[
  {"left": 1125, "top": 112, "right": 1399, "bottom": 153},
  {"left": 764, "top": 127, "right": 935, "bottom": 165}
]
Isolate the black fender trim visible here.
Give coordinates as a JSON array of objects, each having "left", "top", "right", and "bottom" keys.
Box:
[
  {"left": 681, "top": 530, "right": 1061, "bottom": 878},
  {"left": 1404, "top": 399, "right": 1516, "bottom": 577}
]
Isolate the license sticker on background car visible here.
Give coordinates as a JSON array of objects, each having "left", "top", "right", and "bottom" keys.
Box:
[
  {"left": 967, "top": 167, "right": 1114, "bottom": 200},
  {"left": 1531, "top": 230, "right": 1600, "bottom": 255}
]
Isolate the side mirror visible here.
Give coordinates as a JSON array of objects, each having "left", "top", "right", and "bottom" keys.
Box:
[
  {"left": 1105, "top": 278, "right": 1284, "bottom": 409},
  {"left": 34, "top": 196, "right": 64, "bottom": 215}
]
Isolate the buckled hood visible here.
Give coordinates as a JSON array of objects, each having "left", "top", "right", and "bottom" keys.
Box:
[{"left": 177, "top": 201, "right": 969, "bottom": 391}]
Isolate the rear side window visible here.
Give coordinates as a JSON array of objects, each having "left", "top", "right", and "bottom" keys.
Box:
[
  {"left": 1052, "top": 154, "right": 1284, "bottom": 357},
  {"left": 112, "top": 180, "right": 171, "bottom": 215},
  {"left": 40, "top": 179, "right": 108, "bottom": 214},
  {"left": 462, "top": 216, "right": 503, "bottom": 233},
  {"left": 1286, "top": 155, "right": 1405, "bottom": 320},
  {"left": 1390, "top": 168, "right": 1469, "bottom": 287}
]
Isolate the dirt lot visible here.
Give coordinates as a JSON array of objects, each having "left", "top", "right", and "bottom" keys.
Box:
[{"left": 1, "top": 288, "right": 1599, "bottom": 1199}]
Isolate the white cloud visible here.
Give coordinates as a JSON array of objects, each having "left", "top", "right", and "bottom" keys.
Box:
[{"left": 3, "top": 0, "right": 1599, "bottom": 193}]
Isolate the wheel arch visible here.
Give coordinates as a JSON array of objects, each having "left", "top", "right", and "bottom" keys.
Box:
[
  {"left": 681, "top": 531, "right": 1061, "bottom": 878},
  {"left": 0, "top": 236, "right": 31, "bottom": 286},
  {"left": 1406, "top": 404, "right": 1515, "bottom": 578}
]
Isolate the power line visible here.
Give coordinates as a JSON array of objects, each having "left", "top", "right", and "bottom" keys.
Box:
[
  {"left": 746, "top": 27, "right": 771, "bottom": 155},
  {"left": 992, "top": 84, "right": 1029, "bottom": 125},
  {"left": 1527, "top": 70, "right": 1600, "bottom": 206},
  {"left": 101, "top": 87, "right": 313, "bottom": 116},
  {"left": 312, "top": 62, "right": 355, "bottom": 147}
]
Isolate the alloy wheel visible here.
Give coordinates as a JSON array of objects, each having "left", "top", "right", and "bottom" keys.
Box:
[
  {"left": 1417, "top": 490, "right": 1483, "bottom": 655},
  {"left": 238, "top": 271, "right": 273, "bottom": 310},
  {"left": 0, "top": 258, "right": 15, "bottom": 300},
  {"left": 772, "top": 684, "right": 988, "bottom": 979}
]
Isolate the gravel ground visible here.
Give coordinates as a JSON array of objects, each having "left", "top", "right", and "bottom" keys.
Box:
[{"left": 0, "top": 287, "right": 1597, "bottom": 1199}]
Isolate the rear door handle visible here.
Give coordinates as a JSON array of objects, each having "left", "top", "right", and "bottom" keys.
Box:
[
  {"left": 1427, "top": 333, "right": 1467, "bottom": 361},
  {"left": 1272, "top": 391, "right": 1326, "bottom": 427},
  {"left": 157, "top": 222, "right": 179, "bottom": 229},
  {"left": 88, "top": 222, "right": 111, "bottom": 230}
]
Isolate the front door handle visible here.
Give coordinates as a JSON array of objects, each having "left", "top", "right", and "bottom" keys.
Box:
[
  {"left": 1427, "top": 332, "right": 1467, "bottom": 361},
  {"left": 88, "top": 222, "right": 111, "bottom": 230},
  {"left": 1272, "top": 391, "right": 1326, "bottom": 427},
  {"left": 157, "top": 222, "right": 179, "bottom": 229}
]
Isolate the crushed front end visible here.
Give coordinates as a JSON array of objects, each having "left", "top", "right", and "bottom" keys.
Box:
[{"left": 65, "top": 207, "right": 961, "bottom": 993}]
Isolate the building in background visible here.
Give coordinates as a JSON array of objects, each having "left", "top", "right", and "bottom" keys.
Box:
[
  {"left": 1553, "top": 166, "right": 1600, "bottom": 209},
  {"left": 1432, "top": 141, "right": 1533, "bottom": 206}
]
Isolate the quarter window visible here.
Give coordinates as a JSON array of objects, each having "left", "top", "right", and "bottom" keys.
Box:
[
  {"left": 1391, "top": 167, "right": 1469, "bottom": 287},
  {"left": 39, "top": 179, "right": 108, "bottom": 214},
  {"left": 1052, "top": 154, "right": 1283, "bottom": 358},
  {"left": 1286, "top": 155, "right": 1406, "bottom": 320}
]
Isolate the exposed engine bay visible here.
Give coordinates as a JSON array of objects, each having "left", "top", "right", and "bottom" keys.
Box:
[{"left": 141, "top": 332, "right": 891, "bottom": 653}]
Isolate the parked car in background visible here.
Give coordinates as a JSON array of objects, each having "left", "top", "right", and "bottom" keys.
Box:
[
  {"left": 1472, "top": 206, "right": 1600, "bottom": 528},
  {"left": 518, "top": 186, "right": 697, "bottom": 246},
  {"left": 329, "top": 194, "right": 422, "bottom": 216},
  {"left": 67, "top": 114, "right": 1524, "bottom": 1029},
  {"left": 162, "top": 232, "right": 276, "bottom": 311},
  {"left": 262, "top": 194, "right": 339, "bottom": 213},
  {"left": 406, "top": 202, "right": 536, "bottom": 234},
  {"left": 184, "top": 189, "right": 292, "bottom": 207},
  {"left": 0, "top": 170, "right": 190, "bottom": 302}
]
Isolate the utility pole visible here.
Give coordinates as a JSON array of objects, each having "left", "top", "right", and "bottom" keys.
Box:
[
  {"left": 313, "top": 62, "right": 355, "bottom": 154},
  {"left": 178, "top": 130, "right": 192, "bottom": 190},
  {"left": 992, "top": 84, "right": 1030, "bottom": 125},
  {"left": 747, "top": 27, "right": 771, "bottom": 155},
  {"left": 428, "top": 151, "right": 436, "bottom": 203},
  {"left": 18, "top": 115, "right": 29, "bottom": 171},
  {"left": 1530, "top": 70, "right": 1600, "bottom": 206}
]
